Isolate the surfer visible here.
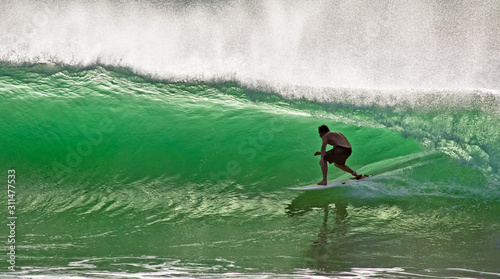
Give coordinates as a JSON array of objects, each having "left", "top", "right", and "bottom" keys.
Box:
[{"left": 314, "top": 125, "right": 363, "bottom": 185}]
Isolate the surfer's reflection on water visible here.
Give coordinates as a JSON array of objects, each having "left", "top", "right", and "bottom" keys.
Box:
[
  {"left": 312, "top": 203, "right": 350, "bottom": 260},
  {"left": 286, "top": 193, "right": 351, "bottom": 261}
]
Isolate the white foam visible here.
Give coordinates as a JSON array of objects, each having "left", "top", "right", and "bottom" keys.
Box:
[{"left": 1, "top": 0, "right": 499, "bottom": 90}]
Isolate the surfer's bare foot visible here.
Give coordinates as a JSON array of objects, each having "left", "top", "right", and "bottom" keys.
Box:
[
  {"left": 351, "top": 174, "right": 368, "bottom": 180},
  {"left": 317, "top": 180, "right": 327, "bottom": 185}
]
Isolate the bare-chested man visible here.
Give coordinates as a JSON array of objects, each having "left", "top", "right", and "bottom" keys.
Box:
[{"left": 314, "top": 125, "right": 364, "bottom": 185}]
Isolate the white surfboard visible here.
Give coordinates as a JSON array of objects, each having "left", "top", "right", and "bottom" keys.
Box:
[
  {"left": 288, "top": 151, "right": 441, "bottom": 191},
  {"left": 288, "top": 175, "right": 370, "bottom": 191}
]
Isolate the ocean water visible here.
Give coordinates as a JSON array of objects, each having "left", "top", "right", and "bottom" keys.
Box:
[{"left": 1, "top": 1, "right": 500, "bottom": 278}]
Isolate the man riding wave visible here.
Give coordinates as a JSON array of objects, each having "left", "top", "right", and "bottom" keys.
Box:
[{"left": 314, "top": 125, "right": 364, "bottom": 185}]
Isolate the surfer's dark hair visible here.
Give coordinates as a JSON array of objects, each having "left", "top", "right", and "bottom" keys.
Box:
[{"left": 318, "top": 125, "right": 330, "bottom": 134}]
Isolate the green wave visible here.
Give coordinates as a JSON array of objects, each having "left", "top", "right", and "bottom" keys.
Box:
[{"left": 0, "top": 65, "right": 499, "bottom": 205}]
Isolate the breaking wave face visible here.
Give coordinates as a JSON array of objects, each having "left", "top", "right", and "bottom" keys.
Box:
[{"left": 1, "top": 0, "right": 499, "bottom": 89}]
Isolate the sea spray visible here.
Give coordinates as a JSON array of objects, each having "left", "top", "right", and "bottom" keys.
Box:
[{"left": 1, "top": 0, "right": 499, "bottom": 89}]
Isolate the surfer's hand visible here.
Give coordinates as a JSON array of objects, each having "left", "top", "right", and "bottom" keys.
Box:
[{"left": 314, "top": 152, "right": 321, "bottom": 156}]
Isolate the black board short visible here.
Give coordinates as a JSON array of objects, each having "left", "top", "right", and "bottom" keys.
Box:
[{"left": 324, "top": 146, "right": 352, "bottom": 165}]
